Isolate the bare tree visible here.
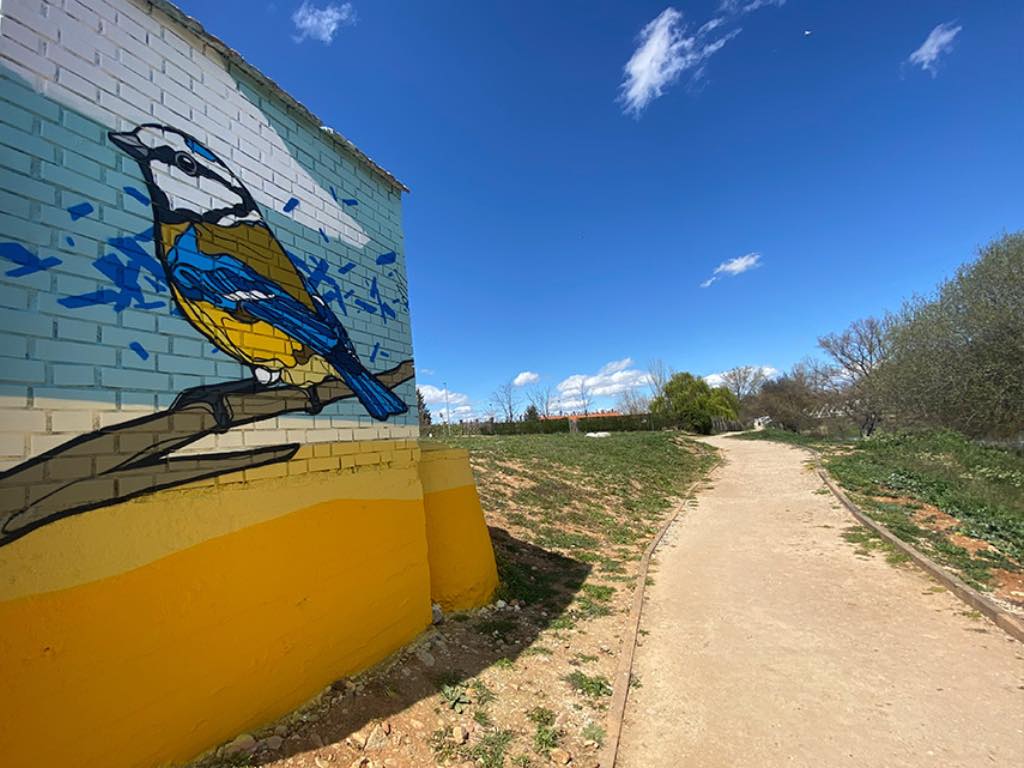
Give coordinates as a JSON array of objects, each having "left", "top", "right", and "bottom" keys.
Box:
[
  {"left": 647, "top": 359, "right": 672, "bottom": 402},
  {"left": 576, "top": 376, "right": 593, "bottom": 415},
  {"left": 818, "top": 316, "right": 892, "bottom": 436},
  {"left": 527, "top": 385, "right": 556, "bottom": 418},
  {"left": 616, "top": 388, "right": 650, "bottom": 415},
  {"left": 818, "top": 317, "right": 891, "bottom": 382},
  {"left": 720, "top": 365, "right": 769, "bottom": 400},
  {"left": 490, "top": 378, "right": 520, "bottom": 422}
]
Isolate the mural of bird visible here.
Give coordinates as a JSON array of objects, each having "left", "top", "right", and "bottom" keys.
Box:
[{"left": 108, "top": 124, "right": 407, "bottom": 421}]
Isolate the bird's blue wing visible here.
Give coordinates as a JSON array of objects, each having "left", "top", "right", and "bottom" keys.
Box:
[{"left": 167, "top": 225, "right": 341, "bottom": 356}]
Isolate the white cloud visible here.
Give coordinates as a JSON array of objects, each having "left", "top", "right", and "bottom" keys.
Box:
[
  {"left": 419, "top": 384, "right": 479, "bottom": 423},
  {"left": 719, "top": 0, "right": 785, "bottom": 14},
  {"left": 292, "top": 2, "right": 355, "bottom": 44},
  {"left": 700, "top": 252, "right": 762, "bottom": 288},
  {"left": 908, "top": 21, "right": 962, "bottom": 77},
  {"left": 619, "top": 8, "right": 745, "bottom": 117},
  {"left": 512, "top": 371, "right": 540, "bottom": 387},
  {"left": 418, "top": 384, "right": 469, "bottom": 408},
  {"left": 553, "top": 358, "right": 651, "bottom": 412},
  {"left": 704, "top": 365, "right": 778, "bottom": 387}
]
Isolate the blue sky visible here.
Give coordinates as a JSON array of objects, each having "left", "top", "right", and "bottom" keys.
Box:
[{"left": 174, "top": 0, "right": 1023, "bottom": 420}]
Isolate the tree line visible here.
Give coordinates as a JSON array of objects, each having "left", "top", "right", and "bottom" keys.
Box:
[{"left": 740, "top": 232, "right": 1023, "bottom": 441}]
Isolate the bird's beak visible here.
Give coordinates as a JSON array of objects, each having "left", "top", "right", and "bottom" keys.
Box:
[{"left": 108, "top": 130, "right": 149, "bottom": 161}]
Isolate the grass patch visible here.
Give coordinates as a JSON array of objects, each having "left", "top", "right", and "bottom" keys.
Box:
[
  {"left": 582, "top": 722, "right": 606, "bottom": 746},
  {"left": 527, "top": 707, "right": 561, "bottom": 754},
  {"left": 565, "top": 670, "right": 613, "bottom": 698},
  {"left": 841, "top": 525, "right": 911, "bottom": 566}
]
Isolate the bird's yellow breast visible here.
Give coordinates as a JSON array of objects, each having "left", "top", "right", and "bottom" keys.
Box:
[{"left": 172, "top": 289, "right": 337, "bottom": 387}]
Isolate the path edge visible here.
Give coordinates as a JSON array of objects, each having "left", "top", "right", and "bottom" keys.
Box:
[
  {"left": 805, "top": 448, "right": 1024, "bottom": 644},
  {"left": 598, "top": 453, "right": 722, "bottom": 768}
]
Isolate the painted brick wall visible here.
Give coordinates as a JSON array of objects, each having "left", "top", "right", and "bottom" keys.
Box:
[{"left": 0, "top": 0, "right": 417, "bottom": 473}]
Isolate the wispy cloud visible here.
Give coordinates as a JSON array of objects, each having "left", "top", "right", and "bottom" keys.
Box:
[
  {"left": 908, "top": 21, "right": 962, "bottom": 77},
  {"left": 619, "top": 8, "right": 743, "bottom": 117},
  {"left": 700, "top": 252, "right": 762, "bottom": 288},
  {"left": 553, "top": 358, "right": 651, "bottom": 411},
  {"left": 292, "top": 2, "right": 355, "bottom": 44},
  {"left": 512, "top": 371, "right": 540, "bottom": 387},
  {"left": 718, "top": 0, "right": 785, "bottom": 14},
  {"left": 618, "top": 1, "right": 783, "bottom": 117}
]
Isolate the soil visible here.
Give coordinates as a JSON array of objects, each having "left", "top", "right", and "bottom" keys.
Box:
[{"left": 618, "top": 435, "right": 1024, "bottom": 768}]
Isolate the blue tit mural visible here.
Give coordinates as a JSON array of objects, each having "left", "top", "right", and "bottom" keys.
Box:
[{"left": 107, "top": 124, "right": 408, "bottom": 423}]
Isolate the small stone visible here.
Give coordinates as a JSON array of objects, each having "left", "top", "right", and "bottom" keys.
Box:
[
  {"left": 364, "top": 723, "right": 389, "bottom": 750},
  {"left": 315, "top": 756, "right": 331, "bottom": 768},
  {"left": 223, "top": 733, "right": 256, "bottom": 755},
  {"left": 495, "top": 599, "right": 508, "bottom": 609},
  {"left": 274, "top": 725, "right": 288, "bottom": 737},
  {"left": 432, "top": 603, "right": 444, "bottom": 624},
  {"left": 347, "top": 758, "right": 368, "bottom": 768},
  {"left": 311, "top": 733, "right": 324, "bottom": 748},
  {"left": 261, "top": 735, "right": 283, "bottom": 751},
  {"left": 549, "top": 747, "right": 572, "bottom": 764},
  {"left": 416, "top": 648, "right": 435, "bottom": 667},
  {"left": 452, "top": 725, "right": 468, "bottom": 744},
  {"left": 410, "top": 719, "right": 425, "bottom": 730},
  {"left": 347, "top": 730, "right": 368, "bottom": 750},
  {"left": 380, "top": 720, "right": 392, "bottom": 735}
]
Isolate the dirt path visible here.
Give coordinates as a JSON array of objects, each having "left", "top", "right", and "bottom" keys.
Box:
[{"left": 618, "top": 435, "right": 1024, "bottom": 768}]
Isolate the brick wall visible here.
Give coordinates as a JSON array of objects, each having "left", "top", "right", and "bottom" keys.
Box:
[{"left": 0, "top": 0, "right": 417, "bottom": 473}]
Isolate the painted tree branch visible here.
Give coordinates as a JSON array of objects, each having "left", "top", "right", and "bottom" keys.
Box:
[{"left": 0, "top": 360, "right": 415, "bottom": 548}]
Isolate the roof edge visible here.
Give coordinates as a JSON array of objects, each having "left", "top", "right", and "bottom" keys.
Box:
[{"left": 144, "top": 0, "right": 410, "bottom": 193}]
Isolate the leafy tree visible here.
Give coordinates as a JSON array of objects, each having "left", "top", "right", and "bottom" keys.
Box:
[
  {"left": 874, "top": 232, "right": 1024, "bottom": 438},
  {"left": 523, "top": 403, "right": 541, "bottom": 422},
  {"left": 416, "top": 388, "right": 432, "bottom": 427},
  {"left": 651, "top": 372, "right": 739, "bottom": 434}
]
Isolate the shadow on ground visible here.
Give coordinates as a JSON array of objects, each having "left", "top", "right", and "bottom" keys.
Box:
[{"left": 196, "top": 526, "right": 591, "bottom": 767}]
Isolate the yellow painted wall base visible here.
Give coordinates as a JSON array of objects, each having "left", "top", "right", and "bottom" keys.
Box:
[
  {"left": 420, "top": 446, "right": 499, "bottom": 612},
  {"left": 0, "top": 439, "right": 496, "bottom": 768}
]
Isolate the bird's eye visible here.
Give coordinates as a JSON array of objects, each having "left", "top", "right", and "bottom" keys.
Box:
[{"left": 174, "top": 152, "right": 199, "bottom": 176}]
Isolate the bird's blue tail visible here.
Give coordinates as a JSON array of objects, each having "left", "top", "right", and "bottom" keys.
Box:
[{"left": 329, "top": 349, "right": 408, "bottom": 420}]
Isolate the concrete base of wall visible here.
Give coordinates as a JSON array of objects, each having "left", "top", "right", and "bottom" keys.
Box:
[{"left": 0, "top": 438, "right": 496, "bottom": 768}]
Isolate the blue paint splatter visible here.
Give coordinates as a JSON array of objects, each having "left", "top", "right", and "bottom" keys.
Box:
[
  {"left": 369, "top": 277, "right": 397, "bottom": 324},
  {"left": 379, "top": 350, "right": 390, "bottom": 359},
  {"left": 185, "top": 137, "right": 218, "bottom": 162},
  {"left": 67, "top": 202, "right": 94, "bottom": 221},
  {"left": 376, "top": 251, "right": 397, "bottom": 266},
  {"left": 283, "top": 197, "right": 299, "bottom": 213},
  {"left": 370, "top": 341, "right": 380, "bottom": 363},
  {"left": 354, "top": 298, "right": 377, "bottom": 314},
  {"left": 329, "top": 186, "right": 338, "bottom": 202},
  {"left": 65, "top": 236, "right": 75, "bottom": 247},
  {"left": 129, "top": 341, "right": 149, "bottom": 360},
  {"left": 0, "top": 242, "right": 62, "bottom": 277},
  {"left": 318, "top": 228, "right": 329, "bottom": 243},
  {"left": 342, "top": 198, "right": 358, "bottom": 206},
  {"left": 297, "top": 254, "right": 347, "bottom": 316},
  {"left": 59, "top": 228, "right": 166, "bottom": 312},
  {"left": 338, "top": 262, "right": 356, "bottom": 275},
  {"left": 123, "top": 186, "right": 150, "bottom": 206},
  {"left": 344, "top": 289, "right": 355, "bottom": 298}
]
